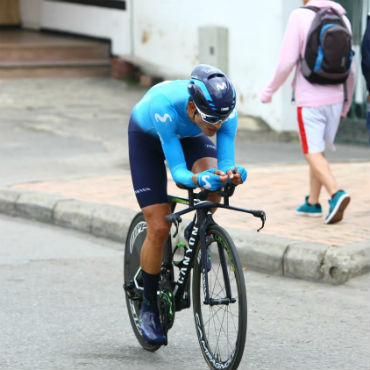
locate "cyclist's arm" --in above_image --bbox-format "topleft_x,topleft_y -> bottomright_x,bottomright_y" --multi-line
217,111 -> 247,185
149,99 -> 196,188
162,137 -> 197,188
217,110 -> 237,173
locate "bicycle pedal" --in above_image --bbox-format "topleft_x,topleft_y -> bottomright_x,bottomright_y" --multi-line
124,282 -> 142,301
123,282 -> 134,291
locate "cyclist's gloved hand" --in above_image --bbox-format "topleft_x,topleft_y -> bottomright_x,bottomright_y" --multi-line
197,169 -> 224,191
225,166 -> 247,184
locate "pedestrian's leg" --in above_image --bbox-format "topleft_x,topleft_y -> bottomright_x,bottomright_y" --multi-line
308,165 -> 322,205
304,152 -> 339,197
305,152 -> 350,224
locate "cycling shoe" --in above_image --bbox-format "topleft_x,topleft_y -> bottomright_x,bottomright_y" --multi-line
140,300 -> 166,345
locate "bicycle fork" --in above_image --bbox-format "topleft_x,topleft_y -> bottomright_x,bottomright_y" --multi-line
200,214 -> 236,306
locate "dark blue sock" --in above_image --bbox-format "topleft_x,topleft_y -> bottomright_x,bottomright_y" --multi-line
142,270 -> 159,307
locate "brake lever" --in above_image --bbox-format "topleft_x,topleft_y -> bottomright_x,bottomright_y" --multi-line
165,214 -> 182,237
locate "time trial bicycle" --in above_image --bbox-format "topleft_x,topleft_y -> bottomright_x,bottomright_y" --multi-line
124,183 -> 265,370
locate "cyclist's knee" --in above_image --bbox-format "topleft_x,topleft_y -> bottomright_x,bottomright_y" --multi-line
142,203 -> 171,243
146,215 -> 171,240
147,222 -> 171,245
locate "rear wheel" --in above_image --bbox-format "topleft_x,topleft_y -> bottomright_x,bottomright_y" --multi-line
123,212 -> 161,352
192,225 -> 247,370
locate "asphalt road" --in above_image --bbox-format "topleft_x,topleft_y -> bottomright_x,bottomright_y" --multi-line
1,77 -> 369,370
1,215 -> 369,370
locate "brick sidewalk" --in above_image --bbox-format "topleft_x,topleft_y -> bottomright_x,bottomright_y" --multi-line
12,162 -> 369,248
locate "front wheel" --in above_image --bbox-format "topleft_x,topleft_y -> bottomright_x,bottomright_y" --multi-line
192,225 -> 247,370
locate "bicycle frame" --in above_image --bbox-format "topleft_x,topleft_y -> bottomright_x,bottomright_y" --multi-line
165,186 -> 266,311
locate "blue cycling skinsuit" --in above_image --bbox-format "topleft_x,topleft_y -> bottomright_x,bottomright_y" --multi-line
128,80 -> 238,208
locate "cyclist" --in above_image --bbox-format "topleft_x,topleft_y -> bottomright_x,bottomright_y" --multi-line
128,64 -> 247,344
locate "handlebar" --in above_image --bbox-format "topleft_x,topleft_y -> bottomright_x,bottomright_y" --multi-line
171,182 -> 266,232
177,167 -> 240,203
175,182 -> 236,205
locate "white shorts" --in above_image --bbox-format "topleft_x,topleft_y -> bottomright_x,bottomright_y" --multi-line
297,103 -> 342,154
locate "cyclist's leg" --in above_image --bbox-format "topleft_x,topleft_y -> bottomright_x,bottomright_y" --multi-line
140,203 -> 171,275
129,119 -> 170,344
181,135 -> 220,203
191,157 -> 220,203
181,136 -> 220,241
129,120 -> 171,266
138,203 -> 170,345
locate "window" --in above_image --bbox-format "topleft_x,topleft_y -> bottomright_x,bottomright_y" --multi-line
47,0 -> 126,10
336,0 -> 364,44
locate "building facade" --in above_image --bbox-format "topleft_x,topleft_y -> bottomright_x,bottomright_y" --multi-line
18,0 -> 370,132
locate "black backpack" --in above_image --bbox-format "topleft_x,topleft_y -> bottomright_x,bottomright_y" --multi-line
301,6 -> 354,85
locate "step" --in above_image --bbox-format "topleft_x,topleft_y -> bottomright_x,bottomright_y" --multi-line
0,44 -> 111,63
0,63 -> 111,78
0,30 -> 112,78
0,59 -> 111,68
0,30 -> 110,62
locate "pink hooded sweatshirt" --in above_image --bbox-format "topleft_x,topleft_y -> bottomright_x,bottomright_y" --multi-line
260,0 -> 355,116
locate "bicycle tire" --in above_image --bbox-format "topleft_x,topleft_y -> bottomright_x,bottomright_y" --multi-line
123,212 -> 161,352
192,224 -> 247,370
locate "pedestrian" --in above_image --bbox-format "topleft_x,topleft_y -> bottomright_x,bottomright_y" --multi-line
260,0 -> 355,224
361,13 -> 370,142
128,64 -> 247,344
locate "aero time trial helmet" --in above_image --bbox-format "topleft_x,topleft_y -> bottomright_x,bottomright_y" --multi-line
188,64 -> 236,124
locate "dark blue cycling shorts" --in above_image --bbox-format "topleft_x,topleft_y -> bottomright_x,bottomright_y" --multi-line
128,117 -> 217,208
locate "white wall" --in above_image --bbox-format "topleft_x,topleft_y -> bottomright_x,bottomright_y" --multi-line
129,0 -> 301,131
41,0 -> 131,55
20,0 -> 41,29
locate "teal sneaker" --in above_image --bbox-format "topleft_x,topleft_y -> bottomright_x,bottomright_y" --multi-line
325,190 -> 350,224
296,196 -> 322,217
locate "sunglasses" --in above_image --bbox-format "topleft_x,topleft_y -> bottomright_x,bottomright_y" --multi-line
194,105 -> 225,125
199,112 -> 224,124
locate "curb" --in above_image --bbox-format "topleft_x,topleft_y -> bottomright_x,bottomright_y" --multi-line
1,188 -> 369,285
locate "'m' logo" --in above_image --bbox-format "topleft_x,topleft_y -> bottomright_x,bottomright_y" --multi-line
155,113 -> 172,122
216,82 -> 227,90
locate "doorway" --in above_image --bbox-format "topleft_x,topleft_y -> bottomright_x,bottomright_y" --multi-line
0,0 -> 21,26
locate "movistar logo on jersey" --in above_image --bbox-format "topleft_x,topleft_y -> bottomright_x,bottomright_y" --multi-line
155,113 -> 173,123
216,82 -> 227,90
200,174 -> 212,190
